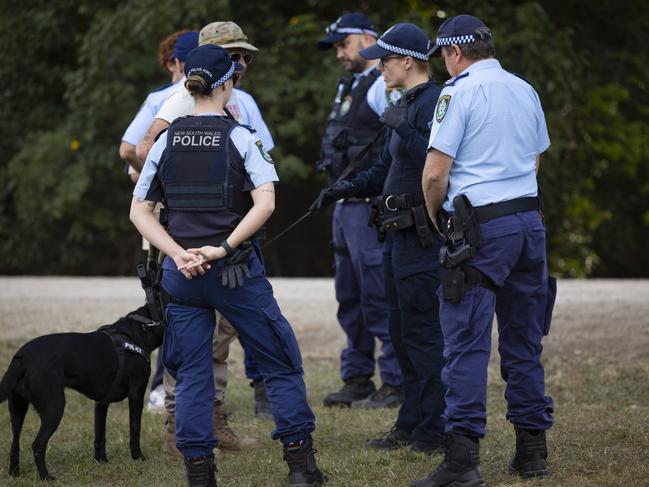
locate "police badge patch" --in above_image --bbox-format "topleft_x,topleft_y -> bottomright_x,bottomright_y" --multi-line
256,140 -> 274,164
435,95 -> 451,123
339,95 -> 353,116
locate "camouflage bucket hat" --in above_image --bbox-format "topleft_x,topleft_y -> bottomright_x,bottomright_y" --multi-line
199,21 -> 258,51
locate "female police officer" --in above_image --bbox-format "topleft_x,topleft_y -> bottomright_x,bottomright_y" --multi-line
130,44 -> 325,487
314,23 -> 446,456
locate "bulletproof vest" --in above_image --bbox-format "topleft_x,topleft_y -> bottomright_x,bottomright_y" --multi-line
158,116 -> 252,248
383,81 -> 436,196
319,68 -> 384,182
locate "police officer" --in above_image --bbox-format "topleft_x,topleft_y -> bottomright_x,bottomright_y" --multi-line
316,12 -> 403,409
135,22 -> 273,457
314,23 -> 446,455
412,15 -> 555,487
130,45 -> 326,487
120,30 -> 198,183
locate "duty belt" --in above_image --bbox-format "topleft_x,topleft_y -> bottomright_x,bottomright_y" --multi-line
472,197 -> 540,223
382,191 -> 426,211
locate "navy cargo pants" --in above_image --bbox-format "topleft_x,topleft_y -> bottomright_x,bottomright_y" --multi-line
383,230 -> 446,445
332,200 -> 402,386
439,210 -> 555,438
161,248 -> 315,458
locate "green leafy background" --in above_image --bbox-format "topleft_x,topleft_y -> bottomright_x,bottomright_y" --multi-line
1,0 -> 648,277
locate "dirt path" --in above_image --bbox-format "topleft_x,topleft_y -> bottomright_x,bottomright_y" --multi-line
1,277 -> 648,362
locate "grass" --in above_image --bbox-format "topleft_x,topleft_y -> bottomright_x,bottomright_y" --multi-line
0,339 -> 648,486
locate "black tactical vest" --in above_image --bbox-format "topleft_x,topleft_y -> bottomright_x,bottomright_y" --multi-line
383,82 -> 436,196
157,116 -> 252,248
318,68 -> 384,182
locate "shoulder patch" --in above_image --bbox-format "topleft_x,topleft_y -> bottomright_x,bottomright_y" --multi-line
255,140 -> 274,164
435,95 -> 451,123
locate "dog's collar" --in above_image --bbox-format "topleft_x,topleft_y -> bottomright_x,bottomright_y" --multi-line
130,313 -> 164,329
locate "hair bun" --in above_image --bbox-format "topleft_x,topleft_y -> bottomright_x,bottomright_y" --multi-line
185,75 -> 211,97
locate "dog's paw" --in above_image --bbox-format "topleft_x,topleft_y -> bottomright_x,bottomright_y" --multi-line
41,473 -> 56,481
131,452 -> 147,461
8,466 -> 19,477
94,454 -> 109,463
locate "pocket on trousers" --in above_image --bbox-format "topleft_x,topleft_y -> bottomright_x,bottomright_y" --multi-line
263,301 -> 303,370
543,276 -> 557,336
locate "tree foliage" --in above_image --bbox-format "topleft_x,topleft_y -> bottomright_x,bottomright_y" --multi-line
1,0 -> 647,276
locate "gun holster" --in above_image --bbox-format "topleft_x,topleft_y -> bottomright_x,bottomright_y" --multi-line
368,202 -> 386,243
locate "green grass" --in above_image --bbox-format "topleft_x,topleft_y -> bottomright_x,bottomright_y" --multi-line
0,340 -> 648,486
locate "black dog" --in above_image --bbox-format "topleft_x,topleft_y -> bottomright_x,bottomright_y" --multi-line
0,304 -> 165,480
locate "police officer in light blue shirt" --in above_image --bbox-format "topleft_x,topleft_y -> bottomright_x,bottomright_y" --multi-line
120,31 -> 199,182
414,14 -> 555,487
131,45 -> 326,487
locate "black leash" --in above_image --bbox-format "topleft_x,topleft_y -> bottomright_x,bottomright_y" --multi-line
262,128 -> 384,250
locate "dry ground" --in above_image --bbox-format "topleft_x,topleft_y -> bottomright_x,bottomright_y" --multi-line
0,277 -> 648,486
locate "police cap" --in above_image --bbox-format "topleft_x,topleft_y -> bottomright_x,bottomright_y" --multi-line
184,45 -> 244,89
317,13 -> 377,50
172,31 -> 199,62
359,23 -> 432,61
428,14 -> 492,57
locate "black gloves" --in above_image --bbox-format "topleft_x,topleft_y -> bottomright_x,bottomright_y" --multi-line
309,179 -> 357,213
221,246 -> 254,288
380,105 -> 410,135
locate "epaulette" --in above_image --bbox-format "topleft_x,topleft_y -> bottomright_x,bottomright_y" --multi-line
150,82 -> 173,94
511,72 -> 533,86
238,123 -> 257,134
444,72 -> 469,87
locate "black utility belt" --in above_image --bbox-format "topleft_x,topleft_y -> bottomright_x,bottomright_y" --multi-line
341,196 -> 372,204
472,197 -> 539,224
380,210 -> 415,233
382,191 -> 426,211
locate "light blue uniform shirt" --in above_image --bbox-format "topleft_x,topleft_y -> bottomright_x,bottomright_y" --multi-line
428,59 -> 550,211
121,81 -> 180,145
133,114 -> 279,201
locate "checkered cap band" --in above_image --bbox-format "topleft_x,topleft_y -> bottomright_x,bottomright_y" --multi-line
435,35 -> 476,46
326,20 -> 376,37
377,39 -> 429,61
210,63 -> 235,89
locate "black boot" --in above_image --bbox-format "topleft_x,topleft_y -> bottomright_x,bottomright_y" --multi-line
251,380 -> 273,419
410,433 -> 485,487
366,426 -> 411,451
508,427 -> 548,478
323,376 -> 375,407
283,436 -> 327,487
184,454 -> 217,487
351,383 -> 403,409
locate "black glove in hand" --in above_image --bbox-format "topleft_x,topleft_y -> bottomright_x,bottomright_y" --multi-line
309,179 -> 356,213
221,246 -> 254,288
380,105 -> 409,133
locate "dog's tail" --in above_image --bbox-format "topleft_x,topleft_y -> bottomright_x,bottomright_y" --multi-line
0,357 -> 26,404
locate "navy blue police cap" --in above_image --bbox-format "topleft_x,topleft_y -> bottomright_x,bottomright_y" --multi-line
317,13 -> 377,50
184,45 -> 244,89
428,14 -> 492,57
172,31 -> 199,62
359,23 -> 432,61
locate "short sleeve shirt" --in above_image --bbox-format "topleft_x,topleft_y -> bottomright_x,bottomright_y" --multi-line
154,82 -> 275,151
121,81 -> 180,145
133,115 -> 279,202
428,59 -> 550,211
